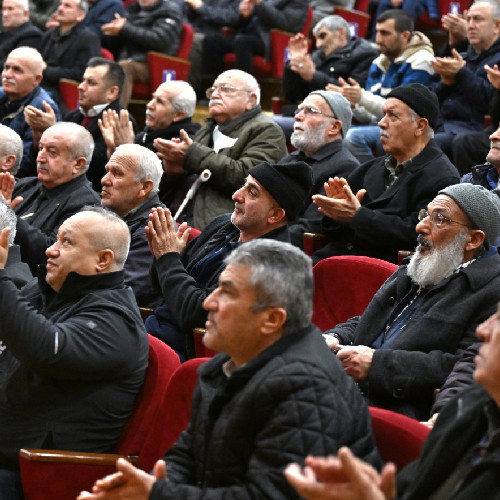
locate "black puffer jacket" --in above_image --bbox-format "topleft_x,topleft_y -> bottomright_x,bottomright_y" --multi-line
151,324 -> 381,499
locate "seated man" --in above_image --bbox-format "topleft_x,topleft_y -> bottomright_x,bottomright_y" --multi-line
38,0 -> 101,108
283,90 -> 359,246
0,122 -> 100,272
154,69 -> 287,229
286,304 -> 500,500
101,0 -> 182,106
0,124 -> 23,174
101,144 -> 164,308
98,80 -> 201,212
312,83 -> 459,264
0,47 -> 61,177
323,183 -> 500,420
0,207 -> 148,499
24,56 -> 130,191
145,160 -> 313,360
274,14 -> 378,140
0,0 -> 42,68
78,239 -> 381,500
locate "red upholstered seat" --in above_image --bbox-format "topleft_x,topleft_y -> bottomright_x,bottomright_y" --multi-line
312,255 -> 398,332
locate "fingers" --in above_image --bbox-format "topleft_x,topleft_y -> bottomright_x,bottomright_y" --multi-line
153,459 -> 167,480
0,227 -> 10,251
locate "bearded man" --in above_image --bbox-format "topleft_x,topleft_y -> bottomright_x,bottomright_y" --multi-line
323,183 -> 500,420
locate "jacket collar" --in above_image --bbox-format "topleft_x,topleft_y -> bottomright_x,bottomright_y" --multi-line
206,105 -> 262,135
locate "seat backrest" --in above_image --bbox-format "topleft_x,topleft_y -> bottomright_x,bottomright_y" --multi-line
312,255 -> 398,332
58,79 -> 79,111
136,358 -> 209,468
369,406 -> 430,470
117,335 -> 180,461
177,22 -> 195,59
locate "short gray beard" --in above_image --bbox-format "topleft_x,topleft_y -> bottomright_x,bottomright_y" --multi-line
291,120 -> 330,155
407,230 -> 469,287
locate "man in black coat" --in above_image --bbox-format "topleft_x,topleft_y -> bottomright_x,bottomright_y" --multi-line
79,239 -> 381,500
0,0 -> 41,68
0,122 -> 100,273
0,207 -> 148,499
39,0 -> 101,109
145,160 -> 314,360
312,83 -> 460,265
25,57 -> 130,191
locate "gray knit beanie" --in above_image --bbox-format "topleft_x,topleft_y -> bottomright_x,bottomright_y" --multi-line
438,184 -> 500,249
310,91 -> 352,138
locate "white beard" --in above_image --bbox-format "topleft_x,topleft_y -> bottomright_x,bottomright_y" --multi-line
291,120 -> 330,154
407,230 -> 468,287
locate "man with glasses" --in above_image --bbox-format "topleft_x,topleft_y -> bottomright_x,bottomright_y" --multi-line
153,69 -> 287,229
279,90 -> 359,247
322,182 -> 500,420
311,83 -> 460,265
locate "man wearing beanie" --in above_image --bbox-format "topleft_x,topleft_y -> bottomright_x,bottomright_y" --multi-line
144,160 -> 313,360
322,182 -> 500,420
280,90 -> 359,247
312,81 -> 459,265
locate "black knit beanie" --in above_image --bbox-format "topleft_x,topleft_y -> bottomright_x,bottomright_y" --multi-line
387,83 -> 439,130
248,161 -> 313,221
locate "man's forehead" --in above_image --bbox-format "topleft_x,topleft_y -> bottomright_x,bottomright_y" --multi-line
303,94 -> 329,111
428,194 -> 460,214
108,153 -> 138,173
84,65 -> 107,80
376,19 -> 396,32
40,130 -> 66,147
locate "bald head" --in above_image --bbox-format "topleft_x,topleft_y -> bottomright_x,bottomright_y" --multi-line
2,47 -> 44,100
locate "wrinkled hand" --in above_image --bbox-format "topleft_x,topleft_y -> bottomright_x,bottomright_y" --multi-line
285,448 -> 397,500
323,334 -> 340,351
113,109 -> 135,146
154,129 -> 192,174
337,345 -> 374,381
77,458 -> 162,499
288,33 -> 309,59
102,13 -> 126,36
431,49 -> 465,85
312,177 -> 366,222
441,12 -> 467,46
184,0 -> 202,8
0,172 -> 22,209
0,227 -> 10,270
485,64 -> 500,90
337,77 -> 362,105
145,207 -> 191,259
290,54 -> 315,80
24,101 -> 57,143
98,109 -> 119,155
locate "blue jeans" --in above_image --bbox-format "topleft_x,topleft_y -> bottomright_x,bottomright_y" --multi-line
0,469 -> 23,500
345,124 -> 382,164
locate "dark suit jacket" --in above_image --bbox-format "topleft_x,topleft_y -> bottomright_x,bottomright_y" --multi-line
0,21 -> 42,68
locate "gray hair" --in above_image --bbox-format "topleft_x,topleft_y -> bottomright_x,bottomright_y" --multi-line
44,122 -> 95,172
8,0 -> 29,11
225,239 -> 313,334
113,144 -> 163,193
167,80 -> 196,117
0,125 -> 23,175
0,198 -> 16,245
473,0 -> 500,21
218,69 -> 261,105
77,0 -> 88,14
408,107 -> 434,138
7,46 -> 45,75
80,206 -> 130,268
313,15 -> 351,36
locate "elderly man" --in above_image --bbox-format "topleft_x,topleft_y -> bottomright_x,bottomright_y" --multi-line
312,83 -> 460,265
281,90 -> 359,247
0,124 -> 23,175
0,207 -> 148,499
24,57 -> 129,191
154,69 -> 287,229
322,183 -> 500,420
101,0 -> 181,106
98,80 -> 200,211
39,0 -> 101,105
78,239 -> 380,500
0,0 -> 41,68
101,143 -> 164,308
146,160 -> 313,360
331,9 -> 434,164
0,122 -> 100,273
0,47 -> 61,177
286,303 -> 500,499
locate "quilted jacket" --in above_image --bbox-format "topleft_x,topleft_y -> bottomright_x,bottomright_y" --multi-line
151,324 -> 381,499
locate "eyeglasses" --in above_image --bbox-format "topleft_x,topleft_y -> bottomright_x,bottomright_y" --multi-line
418,209 -> 473,228
294,105 -> 336,119
206,85 -> 253,99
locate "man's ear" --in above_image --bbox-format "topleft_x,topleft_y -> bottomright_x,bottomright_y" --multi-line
465,229 -> 486,253
72,156 -> 87,175
95,249 -> 115,273
106,85 -> 120,102
267,206 -> 286,225
139,179 -> 154,199
172,111 -> 187,123
1,155 -> 17,172
261,307 -> 287,335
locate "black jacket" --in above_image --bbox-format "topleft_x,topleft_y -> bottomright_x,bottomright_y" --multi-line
314,139 -> 460,264
118,0 -> 182,62
0,21 -> 42,68
0,267 -> 148,468
283,37 -> 379,103
13,175 -> 101,273
152,324 -> 381,499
